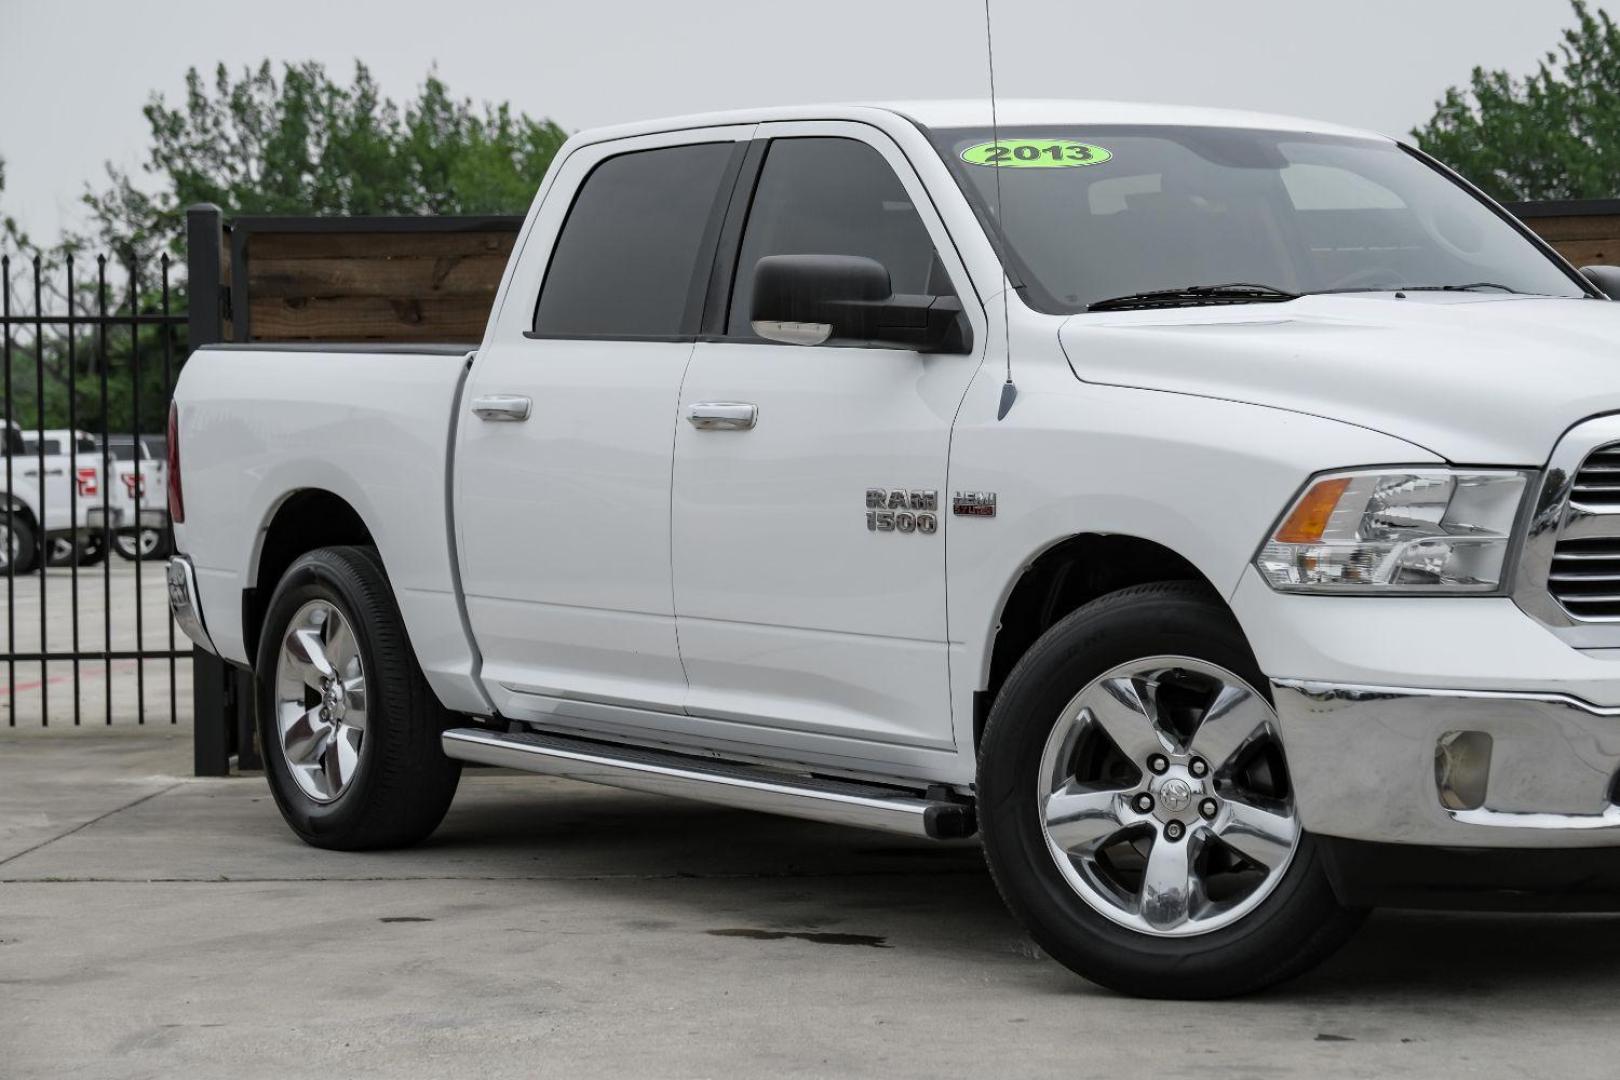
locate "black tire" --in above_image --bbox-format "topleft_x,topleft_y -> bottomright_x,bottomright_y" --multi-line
977,581 -> 1364,998
255,545 -> 461,850
78,531 -> 107,567
45,534 -> 78,568
113,526 -> 170,562
3,513 -> 39,575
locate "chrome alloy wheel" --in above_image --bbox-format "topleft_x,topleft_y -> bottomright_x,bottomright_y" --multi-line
274,599 -> 368,803
0,523 -> 17,569
1037,656 -> 1300,937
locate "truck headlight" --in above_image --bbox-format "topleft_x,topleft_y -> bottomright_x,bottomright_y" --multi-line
1256,469 -> 1530,593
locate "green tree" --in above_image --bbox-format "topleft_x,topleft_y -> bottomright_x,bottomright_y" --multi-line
1414,0 -> 1620,201
86,61 -> 567,264
2,63 -> 566,432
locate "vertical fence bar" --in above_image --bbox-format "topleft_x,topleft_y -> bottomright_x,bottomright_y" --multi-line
162,255 -> 176,724
67,255 -> 81,725
187,205 -> 233,774
3,254 -> 13,724
33,256 -> 47,727
128,259 -> 145,724
97,256 -> 112,724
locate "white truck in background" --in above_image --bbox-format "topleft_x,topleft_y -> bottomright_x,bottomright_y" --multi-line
2,421 -> 106,571
167,100 -> 1620,997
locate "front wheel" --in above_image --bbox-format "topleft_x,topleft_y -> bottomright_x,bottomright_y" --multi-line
977,582 -> 1364,998
1,515 -> 39,574
256,545 -> 461,850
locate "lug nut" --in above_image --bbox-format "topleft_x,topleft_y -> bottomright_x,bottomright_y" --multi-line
1147,754 -> 1169,775
1165,821 -> 1185,841
1133,793 -> 1154,814
1189,758 -> 1209,778
1199,798 -> 1218,820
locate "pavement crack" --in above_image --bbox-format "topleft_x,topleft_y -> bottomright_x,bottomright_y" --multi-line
0,782 -> 182,868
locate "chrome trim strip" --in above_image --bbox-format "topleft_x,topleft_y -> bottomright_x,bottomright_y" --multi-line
1512,414 -> 1620,644
166,555 -> 218,656
441,726 -> 974,839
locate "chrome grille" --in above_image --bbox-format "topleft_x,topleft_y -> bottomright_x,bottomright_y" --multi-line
1550,443 -> 1620,620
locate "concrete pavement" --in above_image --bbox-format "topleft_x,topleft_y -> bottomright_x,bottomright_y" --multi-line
4,727 -> 1620,1079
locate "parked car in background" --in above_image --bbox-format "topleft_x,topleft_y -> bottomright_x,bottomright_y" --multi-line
3,421 -> 107,571
96,434 -> 171,562
169,100 -> 1620,997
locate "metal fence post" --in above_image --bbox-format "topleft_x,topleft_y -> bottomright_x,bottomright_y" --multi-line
185,204 -> 241,778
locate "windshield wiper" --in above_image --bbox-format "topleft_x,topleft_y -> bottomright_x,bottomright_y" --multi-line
1400,282 -> 1520,294
1087,283 -> 1301,313
1316,282 -> 1521,296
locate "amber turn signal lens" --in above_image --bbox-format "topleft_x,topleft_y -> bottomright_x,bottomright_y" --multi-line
1273,477 -> 1351,544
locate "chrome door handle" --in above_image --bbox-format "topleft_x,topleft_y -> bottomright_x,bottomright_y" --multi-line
687,402 -> 758,431
471,395 -> 532,422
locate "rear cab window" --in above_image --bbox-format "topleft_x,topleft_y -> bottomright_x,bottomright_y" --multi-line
532,142 -> 738,340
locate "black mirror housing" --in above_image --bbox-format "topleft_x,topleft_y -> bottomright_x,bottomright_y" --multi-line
1581,265 -> 1620,299
749,254 -> 970,353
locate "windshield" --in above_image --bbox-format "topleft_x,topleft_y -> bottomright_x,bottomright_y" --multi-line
929,125 -> 1587,313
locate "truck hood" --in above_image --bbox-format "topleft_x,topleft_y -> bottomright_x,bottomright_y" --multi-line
1057,293 -> 1620,464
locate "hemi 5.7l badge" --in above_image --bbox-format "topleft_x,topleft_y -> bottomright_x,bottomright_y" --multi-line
866,488 -> 938,535
952,491 -> 997,518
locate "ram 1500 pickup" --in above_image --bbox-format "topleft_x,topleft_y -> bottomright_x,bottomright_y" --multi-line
168,100 -> 1620,998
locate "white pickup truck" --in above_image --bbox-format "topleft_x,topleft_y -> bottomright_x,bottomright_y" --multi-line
3,421 -> 105,571
168,100 -> 1620,998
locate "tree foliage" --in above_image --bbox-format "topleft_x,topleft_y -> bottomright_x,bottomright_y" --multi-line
86,60 -> 566,263
1,62 -> 565,432
1414,0 -> 1620,201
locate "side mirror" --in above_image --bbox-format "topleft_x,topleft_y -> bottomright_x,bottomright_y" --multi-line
749,254 -> 969,352
1580,265 -> 1620,299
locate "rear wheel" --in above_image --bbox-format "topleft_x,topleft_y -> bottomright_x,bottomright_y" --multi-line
977,582 -> 1363,998
256,545 -> 461,850
45,535 -> 78,568
114,526 -> 170,561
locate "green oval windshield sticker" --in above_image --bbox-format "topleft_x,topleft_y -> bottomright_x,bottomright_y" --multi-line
960,139 -> 1113,169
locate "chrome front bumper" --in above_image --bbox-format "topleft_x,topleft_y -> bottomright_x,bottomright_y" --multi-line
166,555 -> 218,655
1274,680 -> 1620,848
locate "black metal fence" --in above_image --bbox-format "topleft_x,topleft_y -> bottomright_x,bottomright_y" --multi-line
1,249 -> 190,728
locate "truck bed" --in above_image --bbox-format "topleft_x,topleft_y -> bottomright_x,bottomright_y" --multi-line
173,343 -> 490,714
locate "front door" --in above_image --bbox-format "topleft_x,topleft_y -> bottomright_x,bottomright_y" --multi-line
457,127 -> 752,719
670,123 -> 986,759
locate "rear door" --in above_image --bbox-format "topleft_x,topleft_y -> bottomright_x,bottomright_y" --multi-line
669,122 -> 986,759
456,127 -> 753,720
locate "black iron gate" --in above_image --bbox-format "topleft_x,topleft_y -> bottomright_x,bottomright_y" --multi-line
2,243 -> 193,730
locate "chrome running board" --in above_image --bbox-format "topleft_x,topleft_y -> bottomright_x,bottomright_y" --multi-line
441,726 -> 975,840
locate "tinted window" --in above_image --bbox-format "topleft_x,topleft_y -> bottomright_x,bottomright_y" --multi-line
728,138 -> 946,337
534,142 -> 735,338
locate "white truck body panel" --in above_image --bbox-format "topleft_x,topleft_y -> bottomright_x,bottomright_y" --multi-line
172,346 -> 492,714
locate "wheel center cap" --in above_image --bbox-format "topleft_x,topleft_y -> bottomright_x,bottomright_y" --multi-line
1158,777 -> 1193,813
322,680 -> 346,720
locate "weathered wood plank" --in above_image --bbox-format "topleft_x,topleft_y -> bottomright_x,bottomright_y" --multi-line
1521,215 -> 1620,243
247,254 -> 510,299
1544,238 -> 1619,266
248,230 -> 518,260
248,295 -> 496,342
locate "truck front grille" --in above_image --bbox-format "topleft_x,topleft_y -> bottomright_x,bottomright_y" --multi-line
1550,443 -> 1620,620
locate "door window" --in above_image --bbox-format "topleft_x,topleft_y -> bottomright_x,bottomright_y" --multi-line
727,137 -> 946,337
533,142 -> 735,339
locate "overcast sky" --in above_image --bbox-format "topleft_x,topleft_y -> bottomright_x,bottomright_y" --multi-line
0,0 -> 1605,241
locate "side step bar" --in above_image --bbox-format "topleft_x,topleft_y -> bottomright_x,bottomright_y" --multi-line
441,726 -> 976,840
